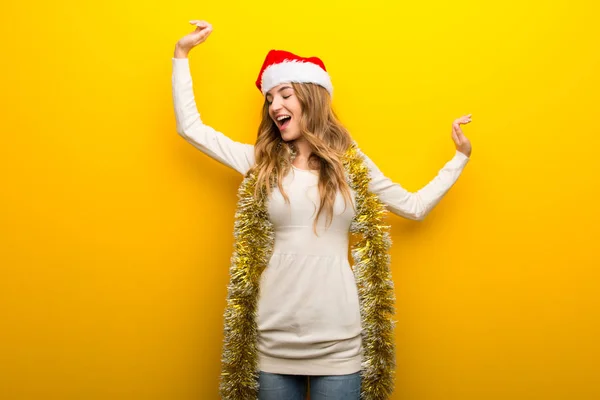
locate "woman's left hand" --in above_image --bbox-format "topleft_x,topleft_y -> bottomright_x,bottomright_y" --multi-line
452,114 -> 472,157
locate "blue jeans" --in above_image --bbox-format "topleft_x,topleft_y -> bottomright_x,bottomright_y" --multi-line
258,371 -> 361,400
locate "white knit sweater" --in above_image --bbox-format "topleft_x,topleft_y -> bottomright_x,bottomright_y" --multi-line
171,57 -> 470,375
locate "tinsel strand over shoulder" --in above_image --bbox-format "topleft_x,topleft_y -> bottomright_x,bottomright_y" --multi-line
218,142 -> 396,399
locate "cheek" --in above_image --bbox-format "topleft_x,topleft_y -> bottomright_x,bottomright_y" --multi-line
294,102 -> 303,115
292,109 -> 303,125
286,98 -> 301,113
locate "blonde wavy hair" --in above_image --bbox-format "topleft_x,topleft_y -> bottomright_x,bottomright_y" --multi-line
250,82 -> 354,233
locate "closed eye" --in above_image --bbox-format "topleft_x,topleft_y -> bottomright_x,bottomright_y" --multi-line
266,96 -> 291,105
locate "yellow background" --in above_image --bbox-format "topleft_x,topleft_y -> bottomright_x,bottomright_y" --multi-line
1,0 -> 599,399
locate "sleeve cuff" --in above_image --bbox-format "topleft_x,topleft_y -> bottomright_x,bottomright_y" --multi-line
455,149 -> 470,161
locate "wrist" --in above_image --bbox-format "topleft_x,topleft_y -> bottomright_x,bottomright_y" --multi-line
456,149 -> 471,159
174,44 -> 189,59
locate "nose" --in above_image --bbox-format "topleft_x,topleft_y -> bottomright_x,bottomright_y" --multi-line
269,96 -> 284,113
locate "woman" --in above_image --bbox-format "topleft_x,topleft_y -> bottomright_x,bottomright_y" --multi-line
172,20 -> 472,400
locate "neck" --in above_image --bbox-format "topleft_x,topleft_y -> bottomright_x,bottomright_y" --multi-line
293,137 -> 312,159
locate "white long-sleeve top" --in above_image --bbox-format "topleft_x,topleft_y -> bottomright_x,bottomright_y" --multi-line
172,57 -> 470,375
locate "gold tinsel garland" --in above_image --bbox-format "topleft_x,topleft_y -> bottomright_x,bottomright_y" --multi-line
219,142 -> 396,399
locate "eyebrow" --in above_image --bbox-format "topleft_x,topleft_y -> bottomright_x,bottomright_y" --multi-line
266,85 -> 293,99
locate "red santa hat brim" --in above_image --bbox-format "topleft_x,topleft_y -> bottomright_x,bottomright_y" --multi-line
257,50 -> 333,97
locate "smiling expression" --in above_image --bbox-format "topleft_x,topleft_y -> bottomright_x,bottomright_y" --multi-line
266,83 -> 303,142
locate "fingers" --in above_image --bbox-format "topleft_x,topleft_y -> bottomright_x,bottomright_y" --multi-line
189,20 -> 212,32
452,122 -> 463,136
190,19 -> 212,35
452,127 -> 461,145
452,114 -> 471,147
453,113 -> 472,126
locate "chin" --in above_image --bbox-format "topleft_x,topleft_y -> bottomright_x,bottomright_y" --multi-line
281,131 -> 301,142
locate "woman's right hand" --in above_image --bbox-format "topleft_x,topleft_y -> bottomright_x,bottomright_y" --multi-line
451,114 -> 473,157
174,20 -> 213,57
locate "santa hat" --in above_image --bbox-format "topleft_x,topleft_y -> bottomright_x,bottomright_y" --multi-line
255,50 -> 333,97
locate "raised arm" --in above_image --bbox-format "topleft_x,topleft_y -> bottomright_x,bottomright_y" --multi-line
172,20 -> 254,175
361,150 -> 470,221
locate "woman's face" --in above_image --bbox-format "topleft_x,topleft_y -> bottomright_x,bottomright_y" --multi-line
266,83 -> 302,142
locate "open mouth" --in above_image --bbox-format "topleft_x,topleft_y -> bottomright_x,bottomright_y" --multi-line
276,115 -> 292,130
